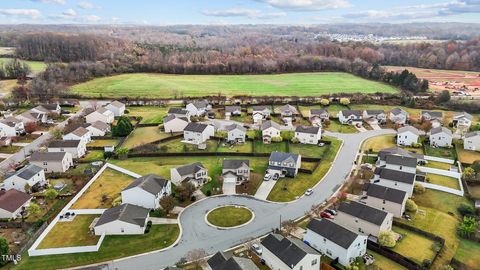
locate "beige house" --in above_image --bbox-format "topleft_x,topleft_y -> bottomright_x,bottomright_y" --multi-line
0,189 -> 32,219
85,121 -> 111,136
336,201 -> 393,237
104,100 -> 126,117
48,140 -> 86,159
261,120 -> 281,144
86,107 -> 114,124
464,131 -> 480,151
63,126 -> 92,145
29,152 -> 73,173
360,183 -> 408,218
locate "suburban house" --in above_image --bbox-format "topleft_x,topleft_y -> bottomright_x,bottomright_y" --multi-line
261,120 -> 282,144
304,218 -> 367,267
86,107 -> 114,124
360,183 -> 408,218
85,121 -> 111,136
186,100 -> 210,117
225,106 -> 242,118
222,159 -> 250,185
336,201 -> 393,237
464,131 -> 480,151
268,152 -> 301,178
372,167 -> 416,196
377,147 -> 424,166
0,117 -> 25,137
207,251 -> 259,270
310,109 -> 329,126
295,126 -> 322,145
104,100 -> 126,117
183,122 -> 215,145
3,164 -> 47,192
452,112 -> 473,129
16,111 -> 47,124
93,203 -> 150,235
429,127 -> 453,147
338,110 -> 363,125
0,189 -> 32,219
397,126 -> 419,146
164,115 -> 189,133
363,110 -> 386,124
383,154 -> 418,173
121,174 -> 172,209
47,140 -> 86,159
421,111 -> 443,127
252,106 -> 271,124
170,162 -> 208,187
167,108 -> 191,120
0,136 -> 12,147
261,233 -> 321,270
277,104 -> 299,118
33,103 -> 61,115
389,108 -> 409,125
225,124 -> 247,143
63,126 -> 92,144
29,151 -> 73,173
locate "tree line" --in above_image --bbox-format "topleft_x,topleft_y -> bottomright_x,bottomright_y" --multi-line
0,58 -> 30,79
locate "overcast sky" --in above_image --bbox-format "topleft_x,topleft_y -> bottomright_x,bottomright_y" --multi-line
1,0 -> 479,25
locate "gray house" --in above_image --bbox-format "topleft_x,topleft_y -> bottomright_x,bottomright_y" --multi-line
225,106 -> 242,117
336,201 -> 393,237
226,124 -> 247,143
429,127 -> 452,147
372,167 -> 416,196
389,108 -> 409,125
267,152 -> 301,177
207,251 -> 259,270
360,183 -> 408,218
222,159 -> 250,185
170,162 -> 208,187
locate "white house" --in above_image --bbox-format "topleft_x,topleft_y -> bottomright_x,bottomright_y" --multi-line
464,131 -> 480,151
3,164 -> 47,192
338,110 -> 363,125
252,106 -> 271,124
372,167 -> 415,196
225,106 -> 242,118
85,121 -> 111,136
389,108 -> 409,125
261,120 -> 281,144
207,251 -> 259,270
48,140 -> 86,159
0,117 -> 25,137
0,136 -> 12,147
310,109 -> 329,126
163,115 -> 189,133
429,127 -> 452,147
261,233 -> 321,270
93,204 -> 150,235
167,108 -> 191,120
121,174 -> 171,209
360,183 -> 408,218
421,111 -> 443,128
452,112 -> 473,129
295,126 -> 322,145
268,152 -> 301,178
384,154 -> 418,174
63,126 -> 92,144
277,104 -> 299,118
29,152 -> 73,173
185,100 -> 210,117
225,124 -> 246,143
32,103 -> 61,115
16,111 -> 47,124
86,107 -> 114,124
104,100 -> 126,117
183,122 -> 215,145
376,147 -> 424,167
0,189 -> 32,219
304,218 -> 367,267
222,159 -> 250,185
397,126 -> 419,146
170,162 -> 208,187
363,110 -> 386,124
336,201 -> 393,237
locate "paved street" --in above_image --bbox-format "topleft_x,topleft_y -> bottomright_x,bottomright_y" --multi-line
93,128 -> 396,270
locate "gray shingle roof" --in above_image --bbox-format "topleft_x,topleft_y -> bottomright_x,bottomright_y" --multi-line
306,219 -> 360,249
374,167 -> 416,184
39,103 -> 59,111
385,154 -> 417,167
123,174 -> 168,195
398,126 -> 419,135
0,117 -> 22,127
465,131 -> 480,138
310,109 -> 328,116
278,104 -> 298,114
175,162 -> 206,176
207,252 -> 259,270
391,108 -> 407,116
226,124 -> 246,133
261,234 -> 318,268
225,106 -> 241,113
96,107 -> 112,115
252,105 -> 269,111
338,201 -> 389,226
454,112 -> 473,120
8,164 -> 43,180
430,127 -> 452,136
365,110 -> 385,116
168,108 -> 189,115
163,114 -> 188,124
269,151 -> 300,164
88,121 -> 110,132
95,203 -> 149,227
190,100 -> 209,109
341,110 -> 362,117
295,125 -> 320,134
48,140 -> 81,148
421,111 -> 443,119
30,151 -> 68,162
364,183 -> 407,204
223,159 -> 249,170
378,147 -> 422,160
107,100 -> 124,108
261,120 -> 281,131
70,127 -> 90,137
184,122 -> 209,133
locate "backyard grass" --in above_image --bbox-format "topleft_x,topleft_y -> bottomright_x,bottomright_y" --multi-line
324,119 -> 358,133
71,168 -> 135,209
123,126 -> 176,149
368,250 -> 407,270
37,215 -> 100,249
363,135 -> 396,152
80,150 -> 104,162
424,144 -> 457,160
454,239 -> 480,270
217,141 -> 253,153
0,79 -> 18,96
207,206 -> 253,227
16,224 -> 180,270
424,160 -> 451,170
0,57 -> 47,73
70,72 -> 398,98
455,141 -> 480,164
127,106 -> 169,124
253,140 -> 288,153
413,189 -> 472,215
426,174 -> 460,190
391,226 -> 437,265
466,183 -> 480,199
87,139 -> 119,147
0,145 -> 22,154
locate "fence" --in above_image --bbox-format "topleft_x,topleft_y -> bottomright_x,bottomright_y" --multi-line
29,233 -> 105,256
367,241 -> 424,270
17,222 -> 48,256
417,166 -> 461,178
417,166 -> 464,196
424,155 -> 455,164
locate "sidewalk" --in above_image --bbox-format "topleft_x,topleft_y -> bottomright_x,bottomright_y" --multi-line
150,218 -> 178,225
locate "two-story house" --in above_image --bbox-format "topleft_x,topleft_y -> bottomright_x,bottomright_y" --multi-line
86,107 -> 114,124
372,167 -> 416,196
207,251 -> 259,270
222,159 -> 250,185
268,152 -> 301,178
185,100 -> 210,117
277,104 -> 299,118
384,154 -> 418,173
3,164 -> 47,192
429,127 -> 452,147
170,162 -> 208,187
85,121 -> 111,136
336,201 -> 393,237
397,126 -> 419,146
226,124 -> 246,143
104,100 -> 126,117
338,110 -> 363,125
183,122 -> 215,145
363,110 -> 386,124
464,131 -> 480,151
47,140 -> 86,159
168,108 -> 191,120
0,117 -> 24,137
310,109 -> 329,126
63,126 -> 92,145
224,106 -> 242,118
32,103 -> 61,115
252,106 -> 271,124
164,115 -> 189,133
452,112 -> 473,129
295,126 -> 322,145
16,111 -> 47,125
389,108 -> 409,125
0,190 -> 32,220
29,152 -> 73,173
261,120 -> 282,144
360,183 -> 408,218
121,174 -> 171,209
421,111 -> 443,128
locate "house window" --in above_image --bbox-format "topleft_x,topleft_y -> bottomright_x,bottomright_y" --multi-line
312,259 -> 318,265
43,162 -> 47,165
300,266 -> 303,270
383,199 -> 386,204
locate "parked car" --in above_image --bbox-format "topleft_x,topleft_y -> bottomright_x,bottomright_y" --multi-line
272,173 -> 280,181
363,253 -> 375,265
304,188 -> 313,196
318,142 -> 325,147
252,243 -> 262,255
320,211 -> 334,219
263,173 -> 271,181
325,209 -> 337,216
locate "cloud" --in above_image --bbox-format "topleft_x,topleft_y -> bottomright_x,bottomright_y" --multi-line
0,9 -> 41,19
77,1 -> 95,10
254,0 -> 351,11
62,8 -> 76,17
202,8 -> 286,19
30,0 -> 65,4
82,15 -> 100,22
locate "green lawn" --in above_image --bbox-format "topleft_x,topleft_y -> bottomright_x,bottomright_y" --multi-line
455,141 -> 480,164
391,226 -> 437,265
207,206 -> 253,227
324,119 -> 358,133
127,106 -> 169,124
454,239 -> 480,270
217,141 -> 253,153
0,57 -> 47,73
363,134 -> 423,154
70,72 -> 398,98
87,139 -> 118,147
424,144 -> 456,160
16,224 -> 180,270
80,150 -> 104,162
424,160 -> 451,170
37,215 -> 100,249
253,141 -> 288,153
368,250 -> 407,270
426,174 -> 460,190
123,127 -> 177,149
0,145 -> 22,154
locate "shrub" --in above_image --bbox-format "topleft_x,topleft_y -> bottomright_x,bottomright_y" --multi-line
44,188 -> 58,201
206,190 -> 212,196
190,196 -> 196,202
290,137 -> 299,144
112,116 -> 133,137
0,237 -> 9,266
320,98 -> 330,106
458,203 -> 475,217
280,131 -> 293,141
271,136 -> 283,142
414,183 -> 426,194
378,230 -> 397,247
458,216 -> 477,239
104,151 -> 114,159
406,199 -> 418,212
340,98 -> 350,105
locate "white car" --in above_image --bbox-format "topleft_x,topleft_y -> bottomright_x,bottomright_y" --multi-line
305,188 -> 313,196
263,173 -> 271,181
252,243 -> 262,255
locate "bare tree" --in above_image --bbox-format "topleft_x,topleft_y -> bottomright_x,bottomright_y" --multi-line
186,248 -> 207,270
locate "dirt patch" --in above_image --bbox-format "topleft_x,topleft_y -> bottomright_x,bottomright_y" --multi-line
0,228 -> 28,254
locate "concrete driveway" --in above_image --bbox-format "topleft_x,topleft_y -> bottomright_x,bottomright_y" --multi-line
254,180 -> 276,200
222,181 -> 236,195
369,123 -> 382,130
355,125 -> 368,132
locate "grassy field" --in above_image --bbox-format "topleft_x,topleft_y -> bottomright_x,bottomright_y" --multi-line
455,141 -> 480,164
207,206 -> 253,227
392,226 -> 437,265
16,224 -> 179,270
368,250 -> 407,270
87,139 -> 119,147
324,119 -> 358,133
71,72 -> 398,98
80,150 -> 104,162
123,127 -> 178,149
454,239 -> 480,269
424,160 -> 451,170
71,168 -> 135,209
424,144 -> 457,159
426,174 -> 460,189
362,134 -> 423,154
37,215 -> 100,249
0,145 -> 22,154
0,57 -> 47,73
127,106 -> 170,124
